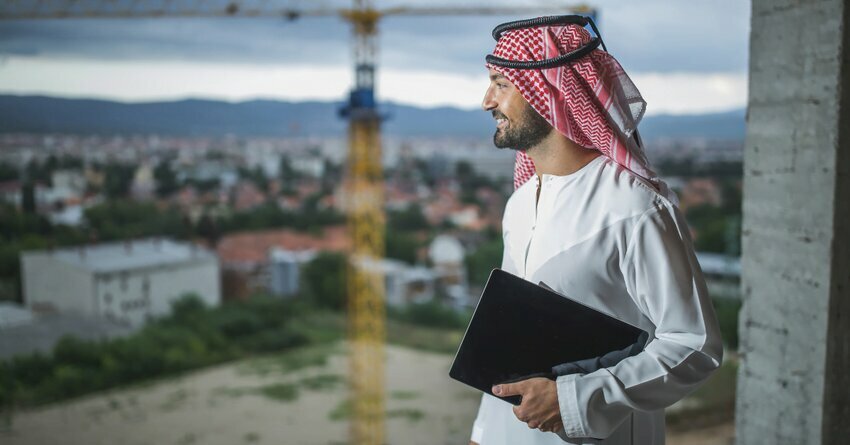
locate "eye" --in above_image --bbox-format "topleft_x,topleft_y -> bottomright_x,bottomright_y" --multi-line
496,83 -> 508,90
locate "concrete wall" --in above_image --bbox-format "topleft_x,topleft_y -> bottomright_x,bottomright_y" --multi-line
736,1 -> 849,444
146,259 -> 221,318
21,252 -> 94,314
95,258 -> 220,327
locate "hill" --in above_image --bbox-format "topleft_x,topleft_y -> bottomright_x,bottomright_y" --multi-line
0,95 -> 745,140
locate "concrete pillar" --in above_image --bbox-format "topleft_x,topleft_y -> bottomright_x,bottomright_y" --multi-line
736,1 -> 849,444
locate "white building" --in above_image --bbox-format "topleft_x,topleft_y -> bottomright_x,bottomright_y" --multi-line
268,248 -> 317,298
356,256 -> 437,307
130,163 -> 156,200
428,235 -> 471,306
50,169 -> 86,201
21,238 -> 221,327
384,260 -> 436,307
0,302 -> 34,329
291,156 -> 326,178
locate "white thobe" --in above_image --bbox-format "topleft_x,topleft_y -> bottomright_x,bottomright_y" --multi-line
470,155 -> 723,445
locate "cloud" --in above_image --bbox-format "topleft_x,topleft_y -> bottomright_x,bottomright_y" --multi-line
0,56 -> 746,114
631,72 -> 747,115
0,57 -> 351,102
0,0 -> 751,111
0,0 -> 750,75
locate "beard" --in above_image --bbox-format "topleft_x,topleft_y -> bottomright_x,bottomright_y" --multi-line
493,103 -> 553,151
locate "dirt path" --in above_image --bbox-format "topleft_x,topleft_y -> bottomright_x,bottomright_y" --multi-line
1,343 -> 481,445
1,342 -> 734,445
669,422 -> 735,445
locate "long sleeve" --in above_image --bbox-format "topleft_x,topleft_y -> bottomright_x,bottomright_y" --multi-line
555,204 -> 723,440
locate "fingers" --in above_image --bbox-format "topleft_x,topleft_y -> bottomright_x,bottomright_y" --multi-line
492,381 -> 523,397
512,405 -> 532,424
538,420 -> 564,433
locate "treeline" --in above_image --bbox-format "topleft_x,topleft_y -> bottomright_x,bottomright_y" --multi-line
0,288 -> 473,411
0,295 -> 340,410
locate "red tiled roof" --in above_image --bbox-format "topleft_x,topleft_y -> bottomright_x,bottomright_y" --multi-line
216,225 -> 350,265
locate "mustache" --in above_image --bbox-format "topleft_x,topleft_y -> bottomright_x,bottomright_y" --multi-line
492,111 -> 507,120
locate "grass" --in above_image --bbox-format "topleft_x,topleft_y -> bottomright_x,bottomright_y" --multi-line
389,390 -> 420,400
257,383 -> 299,402
270,310 -> 466,356
385,319 -> 464,355
300,374 -> 343,391
288,310 -> 346,344
212,383 -> 300,403
328,399 -> 352,421
327,400 -> 425,423
237,343 -> 340,377
386,407 -> 425,422
159,388 -> 190,411
212,387 -> 253,398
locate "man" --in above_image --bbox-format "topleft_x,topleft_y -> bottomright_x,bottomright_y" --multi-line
469,16 -> 722,445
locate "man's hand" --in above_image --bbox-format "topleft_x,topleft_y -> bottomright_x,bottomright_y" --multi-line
492,377 -> 564,433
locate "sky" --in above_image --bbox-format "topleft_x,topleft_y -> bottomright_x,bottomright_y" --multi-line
0,0 -> 751,115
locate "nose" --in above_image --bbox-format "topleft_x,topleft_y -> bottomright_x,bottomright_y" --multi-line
482,84 -> 497,111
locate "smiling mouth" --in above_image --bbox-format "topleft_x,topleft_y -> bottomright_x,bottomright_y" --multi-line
495,118 -> 508,129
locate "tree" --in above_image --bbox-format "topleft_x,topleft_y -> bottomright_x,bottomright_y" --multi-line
238,166 -> 268,192
21,182 -> 36,214
153,160 -> 179,197
300,252 -> 347,310
388,204 -> 428,232
279,156 -> 299,190
0,162 -> 18,182
103,163 -> 135,199
83,201 -> 189,241
386,231 -> 419,264
196,214 -> 221,246
464,238 -> 504,287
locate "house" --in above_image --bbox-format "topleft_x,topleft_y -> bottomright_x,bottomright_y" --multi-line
268,248 -> 318,298
428,235 -> 471,307
215,226 -> 350,298
21,238 -> 221,327
355,256 -> 437,307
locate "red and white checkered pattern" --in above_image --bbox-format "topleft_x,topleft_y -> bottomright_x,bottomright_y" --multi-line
486,23 -> 656,190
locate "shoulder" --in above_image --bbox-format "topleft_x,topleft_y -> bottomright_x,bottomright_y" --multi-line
588,157 -> 673,219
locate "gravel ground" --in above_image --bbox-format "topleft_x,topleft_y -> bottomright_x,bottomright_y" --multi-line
1,341 -> 735,445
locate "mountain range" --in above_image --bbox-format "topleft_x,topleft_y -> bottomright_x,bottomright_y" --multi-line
0,95 -> 745,141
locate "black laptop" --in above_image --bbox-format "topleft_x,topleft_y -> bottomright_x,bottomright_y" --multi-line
449,268 -> 648,405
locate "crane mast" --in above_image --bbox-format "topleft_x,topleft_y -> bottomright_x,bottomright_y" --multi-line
341,2 -> 386,444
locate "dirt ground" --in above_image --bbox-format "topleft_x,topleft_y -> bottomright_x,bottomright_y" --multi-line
669,422 -> 734,445
0,342 -> 734,445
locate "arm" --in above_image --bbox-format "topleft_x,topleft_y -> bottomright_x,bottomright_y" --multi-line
551,331 -> 649,377
556,205 -> 723,439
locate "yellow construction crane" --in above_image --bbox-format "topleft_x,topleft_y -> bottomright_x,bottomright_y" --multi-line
1,2 -> 594,444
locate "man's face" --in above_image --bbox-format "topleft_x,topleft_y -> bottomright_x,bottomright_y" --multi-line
482,68 -> 553,151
